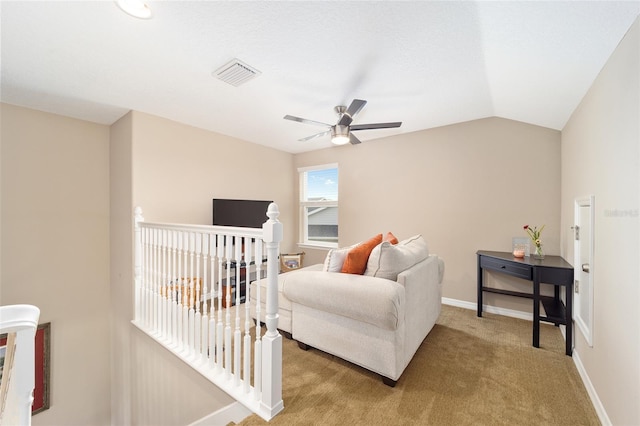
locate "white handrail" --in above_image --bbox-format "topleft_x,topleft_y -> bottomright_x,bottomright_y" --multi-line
0,304 -> 40,426
132,205 -> 283,421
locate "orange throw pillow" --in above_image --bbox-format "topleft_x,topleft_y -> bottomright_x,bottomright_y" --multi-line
341,234 -> 383,275
385,232 -> 399,245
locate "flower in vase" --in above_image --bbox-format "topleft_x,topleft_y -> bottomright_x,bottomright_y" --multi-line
524,224 -> 545,250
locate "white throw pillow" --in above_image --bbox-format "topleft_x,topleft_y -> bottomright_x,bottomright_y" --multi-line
364,235 -> 429,281
322,244 -> 356,272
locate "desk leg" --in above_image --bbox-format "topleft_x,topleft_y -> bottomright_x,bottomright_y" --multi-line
566,282 -> 573,356
532,270 -> 540,348
553,285 -> 561,326
477,258 -> 483,317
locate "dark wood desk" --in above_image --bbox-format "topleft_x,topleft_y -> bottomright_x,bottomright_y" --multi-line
477,250 -> 574,356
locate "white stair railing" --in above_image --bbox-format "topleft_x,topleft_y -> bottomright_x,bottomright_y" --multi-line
0,304 -> 41,426
132,204 -> 283,421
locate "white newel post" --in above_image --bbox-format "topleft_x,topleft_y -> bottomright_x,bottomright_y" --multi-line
134,207 -> 144,323
260,203 -> 284,417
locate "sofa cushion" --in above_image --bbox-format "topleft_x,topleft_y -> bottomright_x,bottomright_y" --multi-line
385,231 -> 399,245
251,263 -> 323,312
341,233 -> 383,275
283,271 -> 404,331
365,234 -> 429,281
322,244 -> 356,272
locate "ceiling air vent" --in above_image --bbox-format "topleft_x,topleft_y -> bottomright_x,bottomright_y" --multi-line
213,59 -> 261,87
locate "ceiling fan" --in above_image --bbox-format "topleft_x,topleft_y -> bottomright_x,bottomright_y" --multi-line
284,99 -> 402,145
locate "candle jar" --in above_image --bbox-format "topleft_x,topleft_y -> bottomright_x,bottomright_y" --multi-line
513,243 -> 526,258
512,237 -> 530,258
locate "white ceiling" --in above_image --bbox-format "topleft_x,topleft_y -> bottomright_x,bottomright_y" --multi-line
1,1 -> 639,154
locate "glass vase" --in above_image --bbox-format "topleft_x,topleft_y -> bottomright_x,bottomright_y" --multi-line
533,244 -> 545,259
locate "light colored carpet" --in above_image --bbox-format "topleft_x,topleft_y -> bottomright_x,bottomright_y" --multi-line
237,305 -> 599,425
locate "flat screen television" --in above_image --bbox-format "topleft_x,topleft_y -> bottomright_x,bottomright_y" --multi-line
212,198 -> 272,228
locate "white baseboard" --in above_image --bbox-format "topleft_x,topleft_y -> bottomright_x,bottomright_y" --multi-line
572,349 -> 611,426
442,297 -> 533,321
188,402 -> 252,426
443,297 -> 607,425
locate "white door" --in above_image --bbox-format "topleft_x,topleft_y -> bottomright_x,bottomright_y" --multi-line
574,196 -> 594,346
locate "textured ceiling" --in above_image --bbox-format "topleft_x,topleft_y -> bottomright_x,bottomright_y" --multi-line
1,1 -> 639,153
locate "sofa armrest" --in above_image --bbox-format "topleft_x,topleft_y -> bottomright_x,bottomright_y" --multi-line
283,271 -> 405,331
397,255 -> 443,360
396,254 -> 443,287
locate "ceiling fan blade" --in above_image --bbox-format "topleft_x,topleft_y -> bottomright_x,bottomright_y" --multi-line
284,115 -> 331,128
299,130 -> 330,142
349,133 -> 362,145
350,122 -> 402,131
337,99 -> 367,126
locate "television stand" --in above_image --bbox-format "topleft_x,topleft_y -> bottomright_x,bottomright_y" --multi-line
219,259 -> 266,308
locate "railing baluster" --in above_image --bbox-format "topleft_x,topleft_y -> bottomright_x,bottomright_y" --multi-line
216,236 -> 224,372
149,228 -> 154,330
148,227 -> 153,329
254,239 -> 263,401
156,228 -> 162,335
194,232 -> 202,358
177,231 -> 183,349
171,230 -> 178,345
200,233 -> 208,362
234,239 -> 242,386
165,230 -> 171,342
182,232 -> 189,352
224,238 -> 232,379
208,234 -> 216,368
142,227 -> 148,328
146,228 -> 151,329
153,228 -> 160,334
134,207 -> 143,324
162,229 -> 168,340
244,237 -> 253,394
188,232 -> 195,355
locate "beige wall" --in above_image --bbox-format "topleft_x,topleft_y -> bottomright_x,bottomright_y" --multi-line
109,111 -> 296,425
0,103 -> 111,424
295,117 -> 562,313
130,111 -> 296,238
561,17 -> 639,425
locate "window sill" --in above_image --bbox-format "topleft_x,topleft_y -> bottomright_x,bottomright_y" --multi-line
297,242 -> 337,250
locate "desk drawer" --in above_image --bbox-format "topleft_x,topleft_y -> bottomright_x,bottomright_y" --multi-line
481,256 -> 532,280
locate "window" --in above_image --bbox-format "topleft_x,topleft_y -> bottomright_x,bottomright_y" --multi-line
299,164 -> 338,248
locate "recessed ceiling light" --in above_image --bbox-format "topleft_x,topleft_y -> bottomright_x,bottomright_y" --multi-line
115,0 -> 152,20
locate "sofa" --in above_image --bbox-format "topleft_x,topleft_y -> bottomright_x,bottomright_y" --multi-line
250,234 -> 444,386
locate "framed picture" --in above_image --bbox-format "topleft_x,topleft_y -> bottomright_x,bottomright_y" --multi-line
0,322 -> 50,415
280,252 -> 305,272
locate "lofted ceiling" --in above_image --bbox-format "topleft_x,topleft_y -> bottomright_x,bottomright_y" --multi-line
1,1 -> 639,154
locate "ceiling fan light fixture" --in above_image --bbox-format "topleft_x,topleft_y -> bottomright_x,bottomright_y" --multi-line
331,125 -> 350,145
115,0 -> 153,20
285,99 -> 399,146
